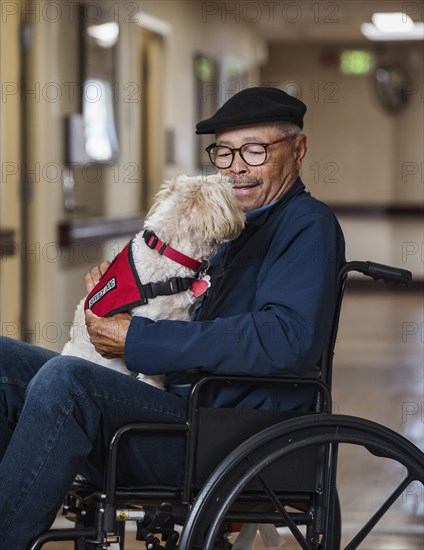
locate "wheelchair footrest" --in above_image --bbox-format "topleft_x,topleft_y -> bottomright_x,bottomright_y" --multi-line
136,502 -> 179,549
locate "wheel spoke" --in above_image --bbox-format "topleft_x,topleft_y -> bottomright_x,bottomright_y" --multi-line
255,470 -> 314,550
344,473 -> 416,550
322,442 -> 339,550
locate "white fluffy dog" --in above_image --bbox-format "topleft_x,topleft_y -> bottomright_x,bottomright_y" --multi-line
62,174 -> 245,388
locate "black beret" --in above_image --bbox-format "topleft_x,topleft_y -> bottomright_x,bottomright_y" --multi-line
196,87 -> 307,135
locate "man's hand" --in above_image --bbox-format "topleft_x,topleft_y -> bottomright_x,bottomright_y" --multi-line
84,260 -> 111,293
85,309 -> 131,359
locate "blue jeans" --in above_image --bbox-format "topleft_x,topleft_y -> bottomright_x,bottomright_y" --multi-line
0,337 -> 187,549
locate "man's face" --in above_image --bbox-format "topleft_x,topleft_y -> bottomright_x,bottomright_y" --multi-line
215,124 -> 307,212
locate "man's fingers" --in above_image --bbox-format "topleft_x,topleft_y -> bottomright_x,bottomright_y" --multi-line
99,260 -> 111,276
84,310 -> 130,358
85,308 -> 97,325
83,260 -> 111,292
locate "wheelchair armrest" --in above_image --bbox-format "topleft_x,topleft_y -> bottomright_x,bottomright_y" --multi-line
341,261 -> 412,286
187,371 -> 331,420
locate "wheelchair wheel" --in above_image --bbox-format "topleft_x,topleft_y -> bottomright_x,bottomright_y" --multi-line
179,414 -> 424,550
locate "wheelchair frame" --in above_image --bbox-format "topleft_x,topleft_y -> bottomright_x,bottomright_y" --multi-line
29,261 -> 424,550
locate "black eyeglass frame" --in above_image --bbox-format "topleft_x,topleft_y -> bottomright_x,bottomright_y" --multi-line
205,134 -> 298,168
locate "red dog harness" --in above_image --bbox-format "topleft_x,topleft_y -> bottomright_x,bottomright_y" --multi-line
85,230 -> 210,317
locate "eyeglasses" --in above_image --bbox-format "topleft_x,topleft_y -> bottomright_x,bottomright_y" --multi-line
205,134 -> 298,169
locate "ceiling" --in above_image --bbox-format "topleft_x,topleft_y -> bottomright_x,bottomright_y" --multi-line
246,0 -> 424,43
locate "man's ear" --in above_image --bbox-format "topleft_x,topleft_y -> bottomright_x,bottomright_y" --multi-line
294,134 -> 307,166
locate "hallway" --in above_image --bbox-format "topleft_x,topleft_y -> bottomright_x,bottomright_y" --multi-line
2,1 -> 423,548
46,287 -> 424,549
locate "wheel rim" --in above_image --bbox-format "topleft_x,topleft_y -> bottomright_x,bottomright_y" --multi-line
180,414 -> 424,550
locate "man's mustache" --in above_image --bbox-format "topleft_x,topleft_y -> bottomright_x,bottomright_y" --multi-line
229,177 -> 263,186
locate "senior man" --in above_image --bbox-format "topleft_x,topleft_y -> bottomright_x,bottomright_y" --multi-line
0,87 -> 345,547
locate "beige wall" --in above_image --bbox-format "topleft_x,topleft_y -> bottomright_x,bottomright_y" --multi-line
261,43 -> 424,277
138,1 -> 262,178
22,0 -> 148,349
0,4 -> 22,334
2,2 -> 422,349
1,0 -> 143,348
262,42 -> 423,204
6,0 -> 262,350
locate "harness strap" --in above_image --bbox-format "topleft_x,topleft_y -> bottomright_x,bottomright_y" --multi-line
141,276 -> 195,300
143,230 -> 207,273
85,232 -> 214,317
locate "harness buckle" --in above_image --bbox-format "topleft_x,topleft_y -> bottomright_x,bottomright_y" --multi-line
142,277 -> 194,301
168,277 -> 184,294
143,230 -> 159,249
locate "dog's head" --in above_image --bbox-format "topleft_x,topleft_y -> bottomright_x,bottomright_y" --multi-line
144,174 -> 245,251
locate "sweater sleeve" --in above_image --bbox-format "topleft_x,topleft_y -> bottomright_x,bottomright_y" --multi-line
124,210 -> 344,377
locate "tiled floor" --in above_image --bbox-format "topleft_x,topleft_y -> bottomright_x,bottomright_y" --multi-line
45,289 -> 424,549
329,288 -> 423,550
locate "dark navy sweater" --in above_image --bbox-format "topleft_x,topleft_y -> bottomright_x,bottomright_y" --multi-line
125,178 -> 345,409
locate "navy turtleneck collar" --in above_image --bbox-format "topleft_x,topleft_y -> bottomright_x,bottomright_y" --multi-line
245,177 -> 306,227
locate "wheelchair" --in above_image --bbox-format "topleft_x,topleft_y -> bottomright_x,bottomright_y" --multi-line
29,261 -> 424,550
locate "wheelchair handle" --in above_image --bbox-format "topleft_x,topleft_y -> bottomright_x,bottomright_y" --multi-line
341,261 -> 412,286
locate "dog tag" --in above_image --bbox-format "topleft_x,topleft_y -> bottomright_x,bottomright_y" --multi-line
192,275 -> 211,297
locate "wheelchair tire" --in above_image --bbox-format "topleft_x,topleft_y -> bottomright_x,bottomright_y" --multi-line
179,414 -> 424,550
